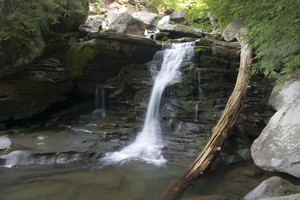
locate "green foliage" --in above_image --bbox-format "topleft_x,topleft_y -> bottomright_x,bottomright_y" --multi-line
0,0 -> 87,43
204,0 -> 300,81
148,0 -> 212,31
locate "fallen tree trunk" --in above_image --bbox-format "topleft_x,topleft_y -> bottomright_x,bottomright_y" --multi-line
161,41 -> 253,200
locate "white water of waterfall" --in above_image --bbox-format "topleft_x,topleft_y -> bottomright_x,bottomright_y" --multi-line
195,101 -> 201,122
102,42 -> 195,165
151,15 -> 170,40
94,87 -> 106,118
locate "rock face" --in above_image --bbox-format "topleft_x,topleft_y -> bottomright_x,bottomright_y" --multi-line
251,79 -> 300,178
66,32 -> 160,95
243,176 -> 300,200
0,58 -> 74,121
0,31 -> 159,121
158,24 -> 203,38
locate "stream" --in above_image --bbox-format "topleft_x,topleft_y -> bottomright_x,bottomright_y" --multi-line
0,103 -> 292,200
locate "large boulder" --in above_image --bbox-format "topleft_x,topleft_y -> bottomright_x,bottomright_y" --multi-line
106,12 -> 146,35
132,12 -> 158,28
269,79 -> 300,110
221,19 -> 244,42
243,176 -> 300,200
251,79 -> 300,177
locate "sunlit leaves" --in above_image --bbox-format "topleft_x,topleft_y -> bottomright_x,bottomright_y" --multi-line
204,0 -> 300,81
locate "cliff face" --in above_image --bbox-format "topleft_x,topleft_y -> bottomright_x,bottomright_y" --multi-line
0,1 -> 242,122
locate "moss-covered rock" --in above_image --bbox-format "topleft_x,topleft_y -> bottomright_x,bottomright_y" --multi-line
65,41 -> 98,78
66,32 -> 160,95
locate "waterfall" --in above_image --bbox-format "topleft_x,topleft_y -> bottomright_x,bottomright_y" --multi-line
94,86 -> 106,118
195,101 -> 201,122
196,70 -> 204,97
103,42 -> 195,165
150,15 -> 170,40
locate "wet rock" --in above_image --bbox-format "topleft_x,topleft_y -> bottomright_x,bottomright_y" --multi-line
0,150 -> 97,168
243,176 -> 300,200
237,148 -> 251,161
0,150 -> 32,168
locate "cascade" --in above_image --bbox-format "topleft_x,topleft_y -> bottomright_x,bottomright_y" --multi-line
103,42 -> 195,165
150,15 -> 170,40
196,70 -> 204,97
94,86 -> 106,118
195,101 -> 201,122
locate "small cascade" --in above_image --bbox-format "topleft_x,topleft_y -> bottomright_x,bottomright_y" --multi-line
103,42 -> 195,165
196,70 -> 204,98
150,15 -> 170,40
195,101 -> 201,122
94,86 -> 106,118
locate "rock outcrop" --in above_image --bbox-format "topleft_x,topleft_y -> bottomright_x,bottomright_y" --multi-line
0,31 -> 159,121
243,176 -> 300,200
158,24 -> 203,38
66,32 -> 160,95
251,79 -> 300,178
0,58 -> 74,121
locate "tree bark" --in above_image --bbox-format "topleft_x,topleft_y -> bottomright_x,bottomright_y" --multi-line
161,42 -> 253,200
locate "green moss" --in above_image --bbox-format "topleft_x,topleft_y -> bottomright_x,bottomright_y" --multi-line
65,41 -> 98,78
195,45 -> 210,53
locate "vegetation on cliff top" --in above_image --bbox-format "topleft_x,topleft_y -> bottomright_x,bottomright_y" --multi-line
149,0 -> 300,81
203,0 -> 300,81
0,0 -> 87,42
